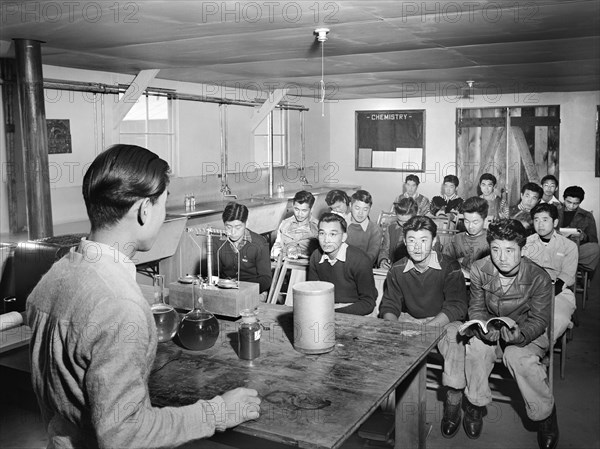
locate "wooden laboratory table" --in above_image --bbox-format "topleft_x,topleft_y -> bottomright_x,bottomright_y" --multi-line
149,304 -> 444,449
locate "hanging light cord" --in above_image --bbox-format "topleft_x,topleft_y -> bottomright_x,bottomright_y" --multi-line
320,40 -> 325,116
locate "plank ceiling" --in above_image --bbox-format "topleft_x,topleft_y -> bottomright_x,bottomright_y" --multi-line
1,0 -> 599,99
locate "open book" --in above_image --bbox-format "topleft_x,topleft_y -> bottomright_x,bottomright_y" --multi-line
559,228 -> 580,238
458,316 -> 516,335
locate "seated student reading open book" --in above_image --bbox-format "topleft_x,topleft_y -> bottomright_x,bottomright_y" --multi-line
458,316 -> 516,336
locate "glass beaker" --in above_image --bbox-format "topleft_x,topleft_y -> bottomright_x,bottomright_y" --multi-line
151,274 -> 179,343
178,280 -> 220,350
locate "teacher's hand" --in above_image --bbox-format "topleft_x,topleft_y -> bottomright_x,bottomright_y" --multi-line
221,387 -> 261,427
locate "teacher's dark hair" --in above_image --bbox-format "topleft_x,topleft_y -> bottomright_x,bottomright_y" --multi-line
82,144 -> 170,231
222,202 -> 249,224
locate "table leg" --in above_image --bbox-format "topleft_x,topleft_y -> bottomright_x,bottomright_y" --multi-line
395,359 -> 427,449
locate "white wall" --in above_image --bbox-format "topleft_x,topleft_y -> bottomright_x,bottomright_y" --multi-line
0,65 -> 331,232
328,91 -> 600,235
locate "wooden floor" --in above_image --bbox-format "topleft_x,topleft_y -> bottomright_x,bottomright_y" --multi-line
1,289 -> 599,449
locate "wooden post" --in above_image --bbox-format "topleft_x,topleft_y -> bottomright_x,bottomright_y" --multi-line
14,39 -> 53,239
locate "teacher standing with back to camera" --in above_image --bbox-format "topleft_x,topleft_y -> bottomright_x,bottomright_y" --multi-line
26,144 -> 260,448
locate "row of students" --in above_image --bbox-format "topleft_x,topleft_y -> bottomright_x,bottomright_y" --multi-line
378,216 -> 558,449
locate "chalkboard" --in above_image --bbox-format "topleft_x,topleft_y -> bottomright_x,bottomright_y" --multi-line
355,110 -> 425,172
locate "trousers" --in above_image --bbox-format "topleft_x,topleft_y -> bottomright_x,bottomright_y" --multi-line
398,314 -> 466,389
464,334 -> 554,421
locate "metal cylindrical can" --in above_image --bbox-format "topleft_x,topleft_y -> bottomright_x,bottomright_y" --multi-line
238,309 -> 261,360
292,281 -> 335,354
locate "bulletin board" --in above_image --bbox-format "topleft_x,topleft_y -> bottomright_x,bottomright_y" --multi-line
355,110 -> 425,172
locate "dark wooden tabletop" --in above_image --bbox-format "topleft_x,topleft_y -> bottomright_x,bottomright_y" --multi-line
149,304 -> 443,449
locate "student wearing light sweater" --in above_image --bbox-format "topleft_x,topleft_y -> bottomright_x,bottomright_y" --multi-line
308,212 -> 377,315
346,189 -> 382,266
443,196 -> 490,277
27,145 -> 260,448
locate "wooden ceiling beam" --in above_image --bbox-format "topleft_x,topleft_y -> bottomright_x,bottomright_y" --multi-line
113,69 -> 160,128
250,89 -> 288,132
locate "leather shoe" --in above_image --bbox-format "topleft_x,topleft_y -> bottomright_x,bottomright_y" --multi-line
463,400 -> 485,439
441,389 -> 462,438
537,406 -> 559,449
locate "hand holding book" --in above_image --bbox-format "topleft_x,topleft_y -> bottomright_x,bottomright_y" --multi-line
458,316 -> 516,336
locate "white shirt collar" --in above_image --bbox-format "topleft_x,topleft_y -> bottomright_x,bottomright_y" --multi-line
404,251 -> 442,273
319,242 -> 348,266
351,217 -> 370,232
79,238 -> 137,280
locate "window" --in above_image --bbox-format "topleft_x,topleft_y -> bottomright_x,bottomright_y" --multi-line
119,94 -> 174,169
253,108 -> 288,167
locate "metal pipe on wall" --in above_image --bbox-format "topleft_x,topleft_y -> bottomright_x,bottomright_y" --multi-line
14,39 -> 53,239
267,111 -> 274,197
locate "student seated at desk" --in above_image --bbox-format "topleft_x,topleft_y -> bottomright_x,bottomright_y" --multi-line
430,174 -> 464,219
463,219 -> 558,449
271,190 -> 318,260
378,197 -> 417,269
308,212 -> 377,315
26,145 -> 260,448
219,202 -> 272,300
443,196 -> 490,278
379,215 -> 468,439
508,182 -> 543,232
522,203 -> 577,341
325,189 -> 351,223
392,174 -> 430,216
346,189 -> 382,266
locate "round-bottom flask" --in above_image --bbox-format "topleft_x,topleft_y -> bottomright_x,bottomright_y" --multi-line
178,280 -> 220,350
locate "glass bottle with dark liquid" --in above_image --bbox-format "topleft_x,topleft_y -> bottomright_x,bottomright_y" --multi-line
178,280 -> 220,350
151,274 -> 179,343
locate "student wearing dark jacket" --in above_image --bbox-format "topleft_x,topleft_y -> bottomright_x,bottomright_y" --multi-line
463,219 -> 558,449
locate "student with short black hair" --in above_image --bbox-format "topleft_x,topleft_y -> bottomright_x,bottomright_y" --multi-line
558,185 -> 600,299
443,196 -> 490,277
378,197 -> 418,269
271,190 -> 318,259
464,219 -> 557,449
392,174 -> 430,215
379,215 -> 468,439
219,202 -> 272,297
430,174 -> 464,218
478,173 -> 508,220
540,175 -> 561,208
523,203 -> 577,341
307,212 -> 377,315
325,189 -> 351,222
346,189 -> 383,266
509,182 -> 543,231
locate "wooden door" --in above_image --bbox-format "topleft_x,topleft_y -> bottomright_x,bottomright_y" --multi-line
456,106 -> 560,206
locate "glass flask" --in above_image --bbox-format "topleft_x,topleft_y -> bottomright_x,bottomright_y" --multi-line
151,274 -> 179,343
238,309 -> 261,360
178,280 -> 220,350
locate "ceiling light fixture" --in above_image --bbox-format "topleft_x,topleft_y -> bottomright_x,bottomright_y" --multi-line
314,27 -> 330,117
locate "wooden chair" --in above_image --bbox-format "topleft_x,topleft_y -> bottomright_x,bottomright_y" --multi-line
267,257 -> 309,306
376,210 -> 396,230
562,228 -> 591,309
